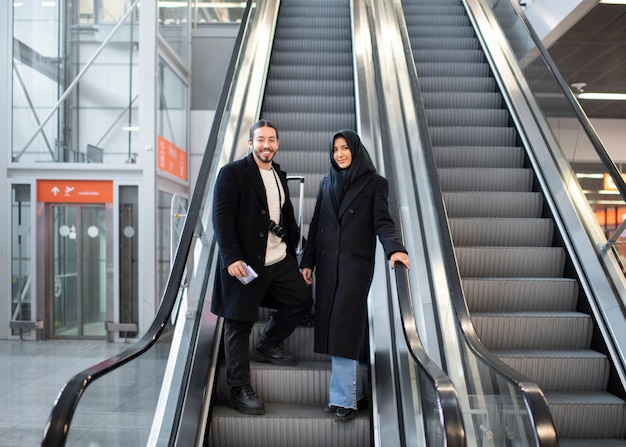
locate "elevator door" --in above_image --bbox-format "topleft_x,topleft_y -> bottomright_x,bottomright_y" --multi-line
51,204 -> 107,338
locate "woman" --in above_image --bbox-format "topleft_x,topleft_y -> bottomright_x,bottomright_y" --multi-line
300,129 -> 410,422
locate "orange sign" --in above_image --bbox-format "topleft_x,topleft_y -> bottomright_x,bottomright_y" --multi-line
37,180 -> 113,203
604,173 -> 626,191
157,135 -> 187,180
595,207 -> 626,227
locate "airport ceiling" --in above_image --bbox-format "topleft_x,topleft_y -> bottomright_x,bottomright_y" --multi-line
546,2 -> 626,119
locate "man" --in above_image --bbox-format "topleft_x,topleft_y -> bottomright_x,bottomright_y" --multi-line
211,119 -> 313,415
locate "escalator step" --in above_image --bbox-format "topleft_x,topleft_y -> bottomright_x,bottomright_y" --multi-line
497,349 -> 609,391
443,191 -> 544,217
455,246 -> 565,277
438,167 -> 533,192
209,403 -> 370,447
419,76 -> 497,92
434,146 -> 523,168
430,126 -> 517,146
416,61 -> 490,77
422,91 -> 502,108
413,48 -> 484,63
449,217 -> 554,247
471,311 -> 593,349
463,277 -> 579,312
545,391 -> 626,439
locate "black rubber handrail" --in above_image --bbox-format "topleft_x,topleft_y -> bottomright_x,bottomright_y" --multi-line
377,74 -> 468,447
40,2 -> 254,445
394,264 -> 468,447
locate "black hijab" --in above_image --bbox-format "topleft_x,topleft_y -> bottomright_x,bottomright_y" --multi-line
329,129 -> 376,210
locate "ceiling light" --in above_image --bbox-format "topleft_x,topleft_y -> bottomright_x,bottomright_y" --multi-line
600,0 -> 626,4
576,173 -> 604,179
578,92 -> 626,100
196,2 -> 246,7
158,1 -> 187,7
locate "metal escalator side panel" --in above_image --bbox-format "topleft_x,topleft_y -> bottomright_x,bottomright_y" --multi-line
365,0 -> 469,446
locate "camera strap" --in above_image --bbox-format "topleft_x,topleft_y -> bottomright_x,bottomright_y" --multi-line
270,168 -> 284,224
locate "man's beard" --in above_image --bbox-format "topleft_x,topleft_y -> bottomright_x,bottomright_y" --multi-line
253,148 -> 275,163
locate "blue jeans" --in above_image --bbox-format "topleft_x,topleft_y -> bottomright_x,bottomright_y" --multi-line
329,356 -> 365,410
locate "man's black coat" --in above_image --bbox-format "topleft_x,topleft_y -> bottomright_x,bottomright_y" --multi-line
211,153 -> 299,322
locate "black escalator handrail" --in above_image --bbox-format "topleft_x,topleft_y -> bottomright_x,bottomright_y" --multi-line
394,264 -> 467,447
41,2 -> 255,446
505,0 -> 626,202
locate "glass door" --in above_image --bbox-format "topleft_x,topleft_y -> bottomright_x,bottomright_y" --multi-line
51,204 -> 107,338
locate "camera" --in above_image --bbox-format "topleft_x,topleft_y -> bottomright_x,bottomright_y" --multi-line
269,219 -> 286,238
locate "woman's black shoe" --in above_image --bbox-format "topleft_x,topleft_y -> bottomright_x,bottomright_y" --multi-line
326,397 -> 367,414
325,404 -> 338,413
357,396 -> 368,410
334,407 -> 355,423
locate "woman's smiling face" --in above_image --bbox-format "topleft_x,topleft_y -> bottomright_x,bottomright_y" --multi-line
332,136 -> 352,169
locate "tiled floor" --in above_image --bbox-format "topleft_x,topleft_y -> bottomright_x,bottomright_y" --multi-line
0,339 -> 141,447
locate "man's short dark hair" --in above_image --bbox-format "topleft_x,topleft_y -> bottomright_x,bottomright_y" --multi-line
249,119 -> 279,141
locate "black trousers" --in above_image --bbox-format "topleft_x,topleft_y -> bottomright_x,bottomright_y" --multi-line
223,254 -> 312,387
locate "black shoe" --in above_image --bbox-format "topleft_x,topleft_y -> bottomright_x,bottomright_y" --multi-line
230,385 -> 265,415
357,396 -> 369,410
297,312 -> 315,327
255,343 -> 297,366
334,407 -> 355,423
326,397 -> 367,414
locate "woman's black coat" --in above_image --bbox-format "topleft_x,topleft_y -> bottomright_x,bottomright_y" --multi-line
300,172 -> 406,360
211,153 -> 300,322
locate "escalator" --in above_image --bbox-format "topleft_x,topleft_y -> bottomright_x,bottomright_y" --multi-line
398,0 -> 626,445
207,1 -> 370,444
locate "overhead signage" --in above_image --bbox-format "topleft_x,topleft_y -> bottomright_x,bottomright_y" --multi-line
157,135 -> 188,181
37,180 -> 114,203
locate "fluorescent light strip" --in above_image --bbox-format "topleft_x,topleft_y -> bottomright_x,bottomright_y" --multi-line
576,173 -> 605,179
159,1 -> 246,7
578,92 -> 626,100
600,0 -> 626,5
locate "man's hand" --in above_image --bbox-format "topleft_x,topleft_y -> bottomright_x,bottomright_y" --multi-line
227,260 -> 247,278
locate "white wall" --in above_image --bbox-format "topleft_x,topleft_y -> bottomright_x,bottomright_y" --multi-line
189,110 -> 215,193
547,117 -> 626,164
592,119 -> 626,165
523,0 -> 598,48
